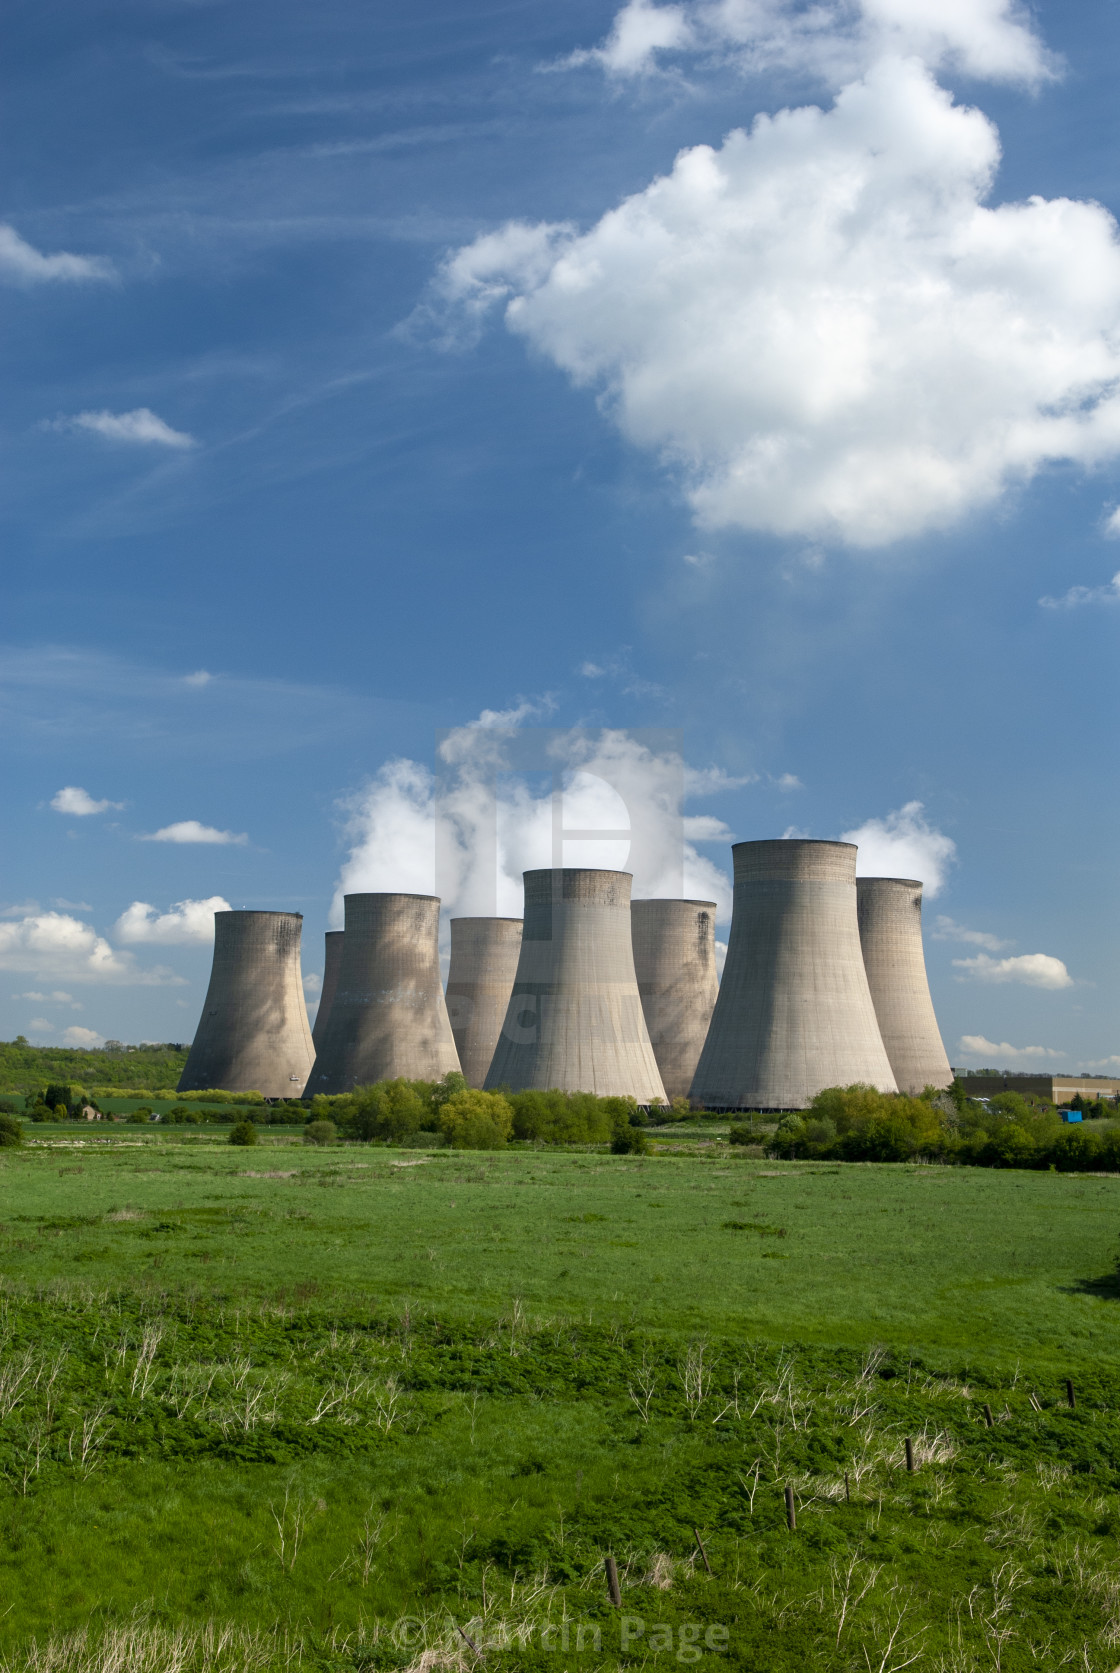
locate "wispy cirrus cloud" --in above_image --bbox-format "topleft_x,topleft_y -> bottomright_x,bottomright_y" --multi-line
1039,571 -> 1120,610
0,223 -> 114,285
48,408 -> 196,449
932,915 -> 1010,952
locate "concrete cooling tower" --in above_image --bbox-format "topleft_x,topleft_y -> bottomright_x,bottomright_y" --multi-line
690,841 -> 897,1110
484,869 -> 667,1103
445,917 -> 523,1088
857,878 -> 952,1094
178,911 -> 315,1098
631,899 -> 719,1102
311,931 -> 344,1053
307,894 -> 461,1095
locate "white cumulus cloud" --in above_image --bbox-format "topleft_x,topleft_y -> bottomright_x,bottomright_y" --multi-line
564,0 -> 1053,86
953,952 -> 1073,989
432,45 -> 1120,548
0,910 -> 182,985
140,821 -> 248,845
52,408 -> 196,449
838,801 -> 955,896
0,223 -> 114,285
114,897 -> 232,946
61,1026 -> 105,1048
957,1034 -> 1064,1063
50,785 -> 122,817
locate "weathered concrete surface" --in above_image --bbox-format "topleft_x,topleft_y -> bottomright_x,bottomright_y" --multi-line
307,894 -> 461,1095
690,841 -> 897,1110
311,931 -> 344,1053
446,918 -> 523,1088
178,911 -> 315,1097
857,878 -> 952,1094
485,869 -> 667,1102
631,899 -> 719,1102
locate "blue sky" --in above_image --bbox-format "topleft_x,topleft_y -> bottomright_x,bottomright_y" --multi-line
1,0 -> 1117,1073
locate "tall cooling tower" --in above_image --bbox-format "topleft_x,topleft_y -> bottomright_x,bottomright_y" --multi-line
446,918 -> 523,1088
690,841 -> 897,1110
178,911 -> 315,1098
631,900 -> 719,1102
857,878 -> 952,1094
311,931 -> 344,1053
307,894 -> 461,1095
484,869 -> 667,1103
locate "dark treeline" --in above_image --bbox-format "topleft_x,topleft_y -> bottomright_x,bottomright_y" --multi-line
0,1039 -> 189,1092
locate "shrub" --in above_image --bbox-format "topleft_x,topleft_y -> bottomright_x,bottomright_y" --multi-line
508,1090 -> 613,1144
228,1121 -> 258,1146
126,1107 -> 152,1124
29,1101 -> 64,1123
438,1089 -> 513,1150
0,1115 -> 23,1147
611,1125 -> 650,1155
345,1080 -> 431,1143
304,1119 -> 337,1146
0,1098 -> 20,1115
728,1124 -> 756,1146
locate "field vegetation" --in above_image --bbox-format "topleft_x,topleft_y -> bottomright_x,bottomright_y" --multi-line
0,1136 -> 1117,1670
0,1040 -> 189,1094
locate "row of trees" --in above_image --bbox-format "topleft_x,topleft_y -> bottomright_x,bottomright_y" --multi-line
753,1083 -> 1120,1170
306,1074 -> 651,1151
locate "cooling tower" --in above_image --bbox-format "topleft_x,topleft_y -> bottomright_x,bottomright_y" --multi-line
484,869 -> 667,1103
178,911 -> 315,1098
307,894 -> 461,1094
631,900 -> 720,1102
857,878 -> 952,1094
690,841 -> 897,1110
446,918 -> 523,1088
311,931 -> 344,1053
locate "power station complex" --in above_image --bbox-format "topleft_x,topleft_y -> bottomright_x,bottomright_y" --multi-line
177,839 -> 953,1109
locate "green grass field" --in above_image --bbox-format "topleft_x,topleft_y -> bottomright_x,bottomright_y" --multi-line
1,1138 -> 1117,1671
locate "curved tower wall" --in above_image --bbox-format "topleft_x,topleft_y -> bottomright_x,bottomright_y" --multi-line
178,911 -> 315,1098
307,894 -> 461,1095
446,918 -> 523,1088
857,878 -> 952,1094
311,931 -> 344,1053
484,869 -> 667,1103
690,841 -> 897,1110
631,899 -> 719,1102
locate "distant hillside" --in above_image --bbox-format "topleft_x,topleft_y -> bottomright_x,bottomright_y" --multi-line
0,1039 -> 190,1093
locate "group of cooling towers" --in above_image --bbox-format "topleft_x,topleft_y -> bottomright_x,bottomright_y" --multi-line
177,838 -> 953,1113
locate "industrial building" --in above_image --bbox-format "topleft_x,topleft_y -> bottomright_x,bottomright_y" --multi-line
954,1072 -> 1120,1105
690,840 -> 897,1110
485,868 -> 666,1102
306,893 -> 461,1095
311,930 -> 344,1052
857,878 -> 952,1094
631,899 -> 719,1101
445,917 -> 523,1088
178,910 -> 315,1098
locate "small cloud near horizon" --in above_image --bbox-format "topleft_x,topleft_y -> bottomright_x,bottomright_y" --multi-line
140,821 -> 248,846
51,786 -> 122,817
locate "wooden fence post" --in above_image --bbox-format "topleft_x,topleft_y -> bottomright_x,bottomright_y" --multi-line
605,1553 -> 622,1608
785,1485 -> 796,1530
905,1437 -> 915,1474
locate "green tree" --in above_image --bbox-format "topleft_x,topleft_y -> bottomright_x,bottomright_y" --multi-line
438,1089 -> 513,1150
0,1115 -> 23,1148
304,1119 -> 337,1146
228,1121 -> 258,1146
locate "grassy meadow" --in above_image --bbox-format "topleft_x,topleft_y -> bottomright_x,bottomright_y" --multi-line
0,1135 -> 1118,1670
